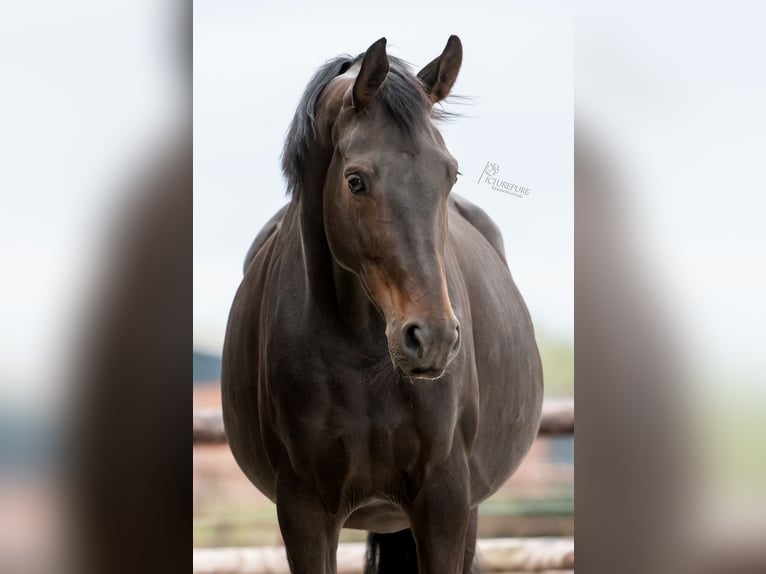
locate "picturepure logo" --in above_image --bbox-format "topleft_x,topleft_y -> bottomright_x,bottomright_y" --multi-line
477,162 -> 531,199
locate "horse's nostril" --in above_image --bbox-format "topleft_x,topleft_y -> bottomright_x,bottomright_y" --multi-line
402,322 -> 425,359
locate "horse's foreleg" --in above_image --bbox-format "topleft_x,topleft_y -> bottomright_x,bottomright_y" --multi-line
275,468 -> 342,574
463,506 -> 479,574
409,456 -> 472,574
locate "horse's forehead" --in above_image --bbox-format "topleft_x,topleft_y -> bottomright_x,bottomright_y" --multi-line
344,114 -> 446,157
322,72 -> 450,164
341,137 -> 449,181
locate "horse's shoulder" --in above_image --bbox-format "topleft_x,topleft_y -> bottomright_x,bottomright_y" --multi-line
449,194 -> 507,263
243,203 -> 290,274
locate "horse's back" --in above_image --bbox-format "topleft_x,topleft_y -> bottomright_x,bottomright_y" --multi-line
450,193 -> 507,263
222,206 -> 292,501
242,203 -> 289,274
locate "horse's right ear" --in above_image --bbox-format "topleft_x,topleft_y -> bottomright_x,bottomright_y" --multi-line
353,37 -> 389,109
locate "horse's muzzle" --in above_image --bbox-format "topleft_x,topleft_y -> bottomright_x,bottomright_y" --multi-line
394,317 -> 461,379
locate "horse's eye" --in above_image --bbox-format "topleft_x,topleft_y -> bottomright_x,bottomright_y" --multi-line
347,174 -> 366,193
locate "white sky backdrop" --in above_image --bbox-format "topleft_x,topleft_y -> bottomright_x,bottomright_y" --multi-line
193,0 -> 574,355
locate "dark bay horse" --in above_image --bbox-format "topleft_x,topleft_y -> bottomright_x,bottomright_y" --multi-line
222,36 -> 543,574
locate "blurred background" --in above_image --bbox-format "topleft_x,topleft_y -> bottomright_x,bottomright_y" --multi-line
575,2 -> 766,571
193,0 -> 574,552
0,1 -> 189,573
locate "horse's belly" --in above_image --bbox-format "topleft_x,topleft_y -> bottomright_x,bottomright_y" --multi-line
344,501 -> 409,533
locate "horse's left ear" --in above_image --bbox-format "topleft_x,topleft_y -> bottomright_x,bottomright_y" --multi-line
353,37 -> 389,109
417,35 -> 463,104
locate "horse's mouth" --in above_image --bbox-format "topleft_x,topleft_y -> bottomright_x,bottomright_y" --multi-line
391,358 -> 446,381
407,367 -> 445,380
389,348 -> 449,381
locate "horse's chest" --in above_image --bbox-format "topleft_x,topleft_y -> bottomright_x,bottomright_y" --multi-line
285,403 -> 426,477
362,418 -> 422,475
266,344 -> 461,503
272,379 -> 449,489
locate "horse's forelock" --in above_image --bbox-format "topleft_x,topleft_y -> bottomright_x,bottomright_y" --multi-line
281,54 -> 447,199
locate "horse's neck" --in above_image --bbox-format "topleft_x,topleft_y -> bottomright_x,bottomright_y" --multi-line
296,174 -> 381,332
296,182 -> 334,300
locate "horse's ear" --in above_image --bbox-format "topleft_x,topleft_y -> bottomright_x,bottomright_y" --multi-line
417,35 -> 463,104
353,37 -> 389,109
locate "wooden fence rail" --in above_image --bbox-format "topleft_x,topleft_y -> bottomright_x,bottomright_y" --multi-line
193,537 -> 574,573
193,400 -> 573,445
193,401 -> 574,570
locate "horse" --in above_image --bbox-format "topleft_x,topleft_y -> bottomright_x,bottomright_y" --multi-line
221,36 -> 543,574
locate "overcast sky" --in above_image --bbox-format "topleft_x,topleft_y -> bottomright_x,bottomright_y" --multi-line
193,0 -> 574,355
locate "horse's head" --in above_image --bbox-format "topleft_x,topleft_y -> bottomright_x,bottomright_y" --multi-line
318,37 -> 463,380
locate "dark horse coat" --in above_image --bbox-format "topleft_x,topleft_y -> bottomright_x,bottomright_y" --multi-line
222,36 -> 543,574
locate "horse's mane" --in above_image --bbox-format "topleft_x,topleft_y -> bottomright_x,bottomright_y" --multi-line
281,53 -> 435,198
